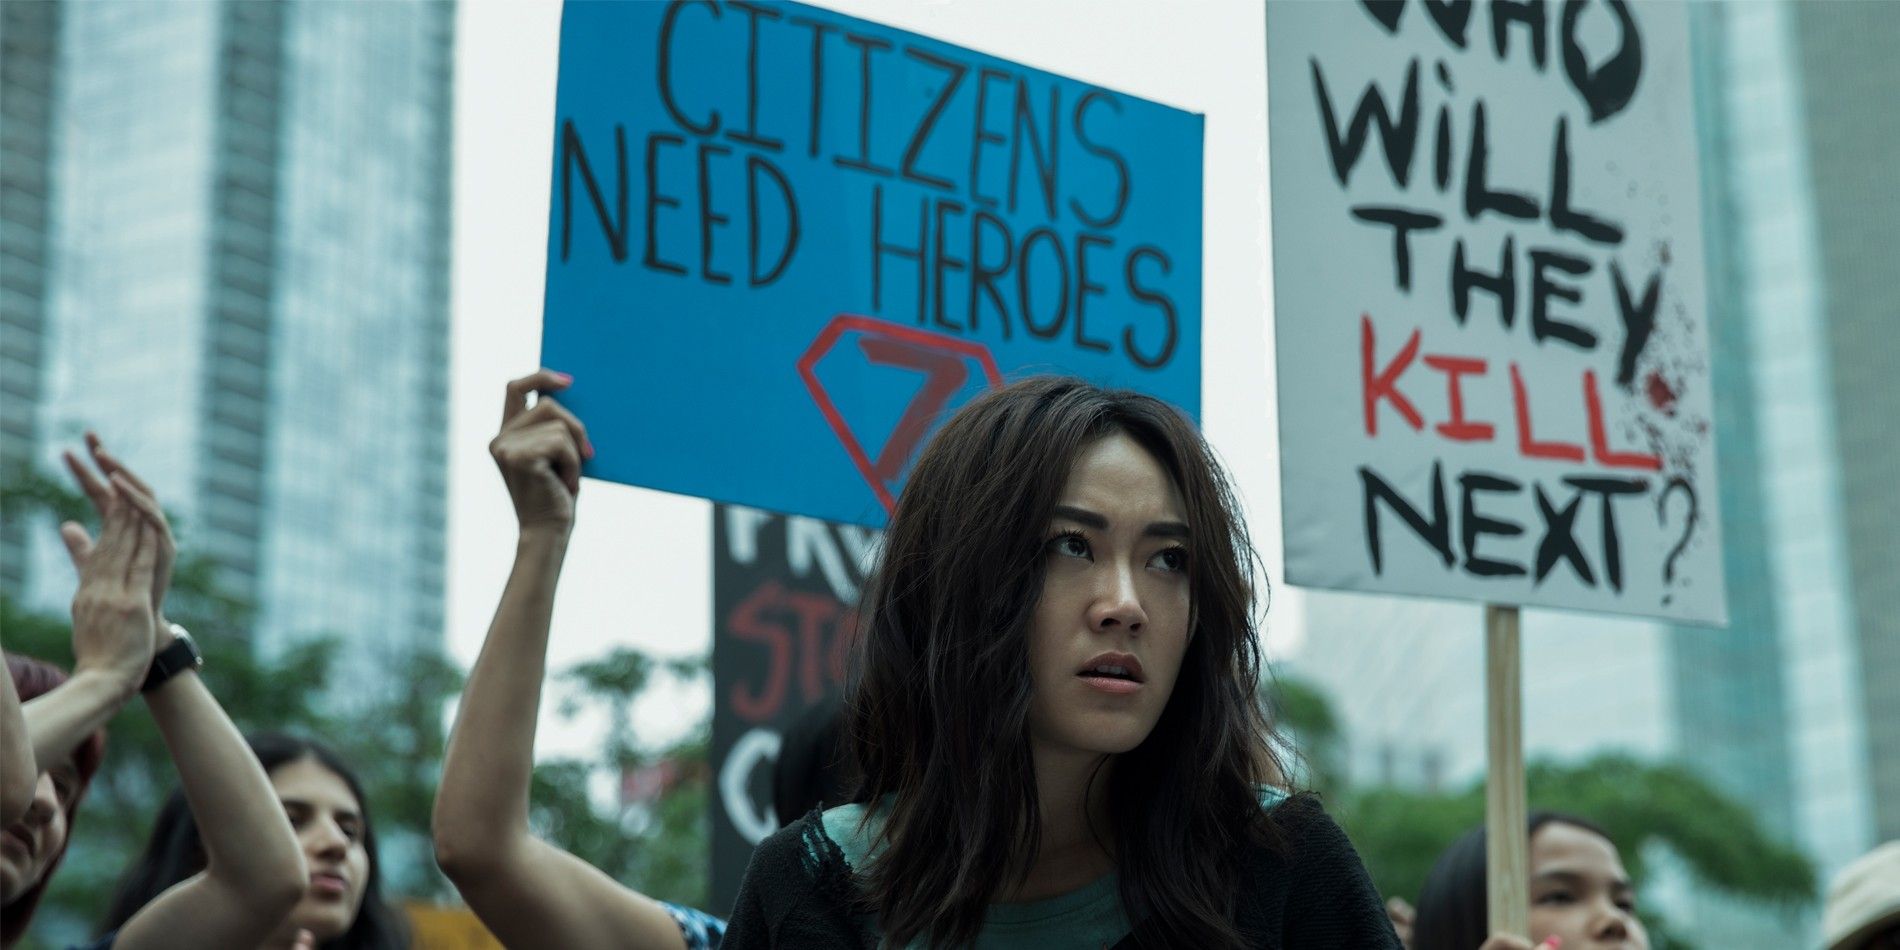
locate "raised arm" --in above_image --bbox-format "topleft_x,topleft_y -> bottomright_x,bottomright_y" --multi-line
434,371 -> 690,950
54,442 -> 308,949
0,644 -> 34,828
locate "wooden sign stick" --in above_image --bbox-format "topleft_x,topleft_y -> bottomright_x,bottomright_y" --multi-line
1485,603 -> 1528,936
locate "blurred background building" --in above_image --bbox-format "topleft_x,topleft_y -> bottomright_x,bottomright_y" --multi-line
5,0 -> 455,696
1289,2 -> 1897,944
0,0 -> 64,597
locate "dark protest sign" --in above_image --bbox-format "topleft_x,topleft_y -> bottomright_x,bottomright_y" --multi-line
544,1 -> 1204,528
1267,0 -> 1725,623
710,504 -> 874,912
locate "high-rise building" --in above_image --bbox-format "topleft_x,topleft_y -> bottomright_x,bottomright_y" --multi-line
30,0 -> 454,693
0,0 -> 62,598
1785,0 -> 1900,848
1669,0 -> 1895,882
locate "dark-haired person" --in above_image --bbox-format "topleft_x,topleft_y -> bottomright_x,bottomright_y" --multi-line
1411,813 -> 1645,950
98,733 -> 408,950
771,696 -> 853,830
724,376 -> 1399,948
5,437 -> 307,949
433,370 -> 726,950
2,653 -> 109,948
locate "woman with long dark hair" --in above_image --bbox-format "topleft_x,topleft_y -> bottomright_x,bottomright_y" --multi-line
98,733 -> 408,950
721,375 -> 1398,948
1411,813 -> 1647,950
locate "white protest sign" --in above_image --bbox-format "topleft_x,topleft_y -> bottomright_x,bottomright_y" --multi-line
1267,0 -> 1725,624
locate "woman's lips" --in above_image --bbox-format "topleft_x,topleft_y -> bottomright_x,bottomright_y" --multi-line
1077,674 -> 1143,695
309,872 -> 349,898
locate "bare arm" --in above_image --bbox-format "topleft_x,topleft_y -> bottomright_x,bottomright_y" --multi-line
112,664 -> 308,950
434,371 -> 687,950
0,644 -> 35,828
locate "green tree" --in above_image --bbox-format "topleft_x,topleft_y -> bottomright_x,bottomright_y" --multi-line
534,648 -> 713,910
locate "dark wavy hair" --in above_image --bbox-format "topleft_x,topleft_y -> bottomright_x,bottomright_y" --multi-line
97,733 -> 408,950
847,375 -> 1289,949
3,653 -> 109,948
1411,812 -> 1616,950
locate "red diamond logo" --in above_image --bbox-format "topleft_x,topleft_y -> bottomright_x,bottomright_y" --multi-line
797,314 -> 1004,515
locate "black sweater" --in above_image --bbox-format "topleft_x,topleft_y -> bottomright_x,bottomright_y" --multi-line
721,793 -> 1402,949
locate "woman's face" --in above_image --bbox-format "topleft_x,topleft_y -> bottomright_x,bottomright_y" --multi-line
1025,432 -> 1193,760
0,759 -> 77,905
1528,822 -> 1649,950
272,757 -> 371,941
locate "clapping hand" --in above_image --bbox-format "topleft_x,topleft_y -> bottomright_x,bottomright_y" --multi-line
66,476 -> 161,697
61,433 -> 177,646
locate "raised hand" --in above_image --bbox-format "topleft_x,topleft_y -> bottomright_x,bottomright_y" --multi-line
61,433 -> 176,631
491,370 -> 594,536
68,491 -> 160,697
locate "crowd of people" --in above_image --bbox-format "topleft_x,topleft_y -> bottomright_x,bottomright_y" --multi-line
3,373 -> 1895,949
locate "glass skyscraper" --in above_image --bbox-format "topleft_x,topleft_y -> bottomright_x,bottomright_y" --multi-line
0,0 -> 63,598
1668,0 -> 1881,887
24,0 -> 454,696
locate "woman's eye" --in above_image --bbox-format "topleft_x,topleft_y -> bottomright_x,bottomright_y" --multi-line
1049,533 -> 1090,559
1534,891 -> 1575,905
1151,547 -> 1189,573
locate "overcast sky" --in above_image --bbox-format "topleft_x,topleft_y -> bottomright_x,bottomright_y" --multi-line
446,0 -> 1302,759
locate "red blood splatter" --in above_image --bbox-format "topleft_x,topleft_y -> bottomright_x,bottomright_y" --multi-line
1645,371 -> 1679,416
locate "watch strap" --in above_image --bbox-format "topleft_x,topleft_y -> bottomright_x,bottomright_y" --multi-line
142,627 -> 203,693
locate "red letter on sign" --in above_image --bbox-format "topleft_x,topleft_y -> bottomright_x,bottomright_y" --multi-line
1362,315 -> 1424,436
1511,363 -> 1585,462
1423,355 -> 1495,442
1585,370 -> 1662,470
728,581 -> 791,722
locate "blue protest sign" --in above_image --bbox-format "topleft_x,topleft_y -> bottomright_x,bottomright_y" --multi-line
543,0 -> 1203,527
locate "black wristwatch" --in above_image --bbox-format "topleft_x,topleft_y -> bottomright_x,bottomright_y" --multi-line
142,624 -> 204,693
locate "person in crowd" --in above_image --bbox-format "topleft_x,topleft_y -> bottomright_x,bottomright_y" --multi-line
725,375 -> 1399,948
2,653 -> 108,948
1410,813 -> 1644,950
4,436 -> 307,949
1821,840 -> 1900,950
433,370 -> 727,950
97,733 -> 408,950
771,696 -> 853,830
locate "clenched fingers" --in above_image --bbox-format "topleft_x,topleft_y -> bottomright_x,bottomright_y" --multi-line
502,369 -> 573,427
509,395 -> 594,460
